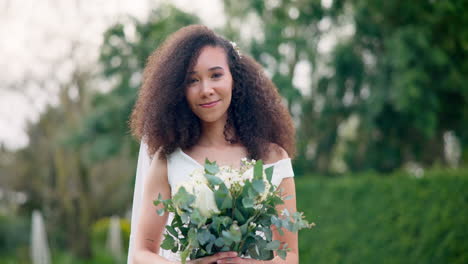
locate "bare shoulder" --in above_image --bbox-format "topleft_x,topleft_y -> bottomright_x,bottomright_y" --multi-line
264,143 -> 289,164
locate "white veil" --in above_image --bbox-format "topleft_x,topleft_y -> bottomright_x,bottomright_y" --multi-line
127,140 -> 151,264
127,140 -> 179,263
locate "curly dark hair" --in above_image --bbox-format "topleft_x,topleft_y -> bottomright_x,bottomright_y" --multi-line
130,24 -> 295,160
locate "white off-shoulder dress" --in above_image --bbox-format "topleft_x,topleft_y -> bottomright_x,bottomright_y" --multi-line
128,147 -> 295,263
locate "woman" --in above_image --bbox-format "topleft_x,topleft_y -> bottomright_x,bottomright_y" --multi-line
128,25 -> 298,264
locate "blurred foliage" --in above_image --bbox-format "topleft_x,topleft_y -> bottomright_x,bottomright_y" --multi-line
297,170 -> 468,263
0,213 -> 29,255
224,0 -> 468,174
2,170 -> 467,263
223,0 -> 324,111
306,0 -> 468,173
91,217 -> 130,260
70,4 -> 200,163
3,4 -> 200,260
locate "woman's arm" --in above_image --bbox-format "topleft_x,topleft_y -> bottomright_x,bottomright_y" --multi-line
131,152 -> 238,264
269,177 -> 299,264
132,152 -> 175,263
265,145 -> 299,264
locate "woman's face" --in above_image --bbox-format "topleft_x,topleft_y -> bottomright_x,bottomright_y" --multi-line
185,45 -> 233,124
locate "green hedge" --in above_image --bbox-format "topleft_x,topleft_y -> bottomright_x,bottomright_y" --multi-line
297,170 -> 468,264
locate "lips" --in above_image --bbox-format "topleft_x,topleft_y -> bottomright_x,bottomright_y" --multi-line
199,100 -> 221,108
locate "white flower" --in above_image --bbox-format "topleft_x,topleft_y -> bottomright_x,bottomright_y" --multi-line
175,181 -> 194,194
217,166 -> 239,188
190,168 -> 208,185
240,168 -> 254,183
193,184 -> 220,217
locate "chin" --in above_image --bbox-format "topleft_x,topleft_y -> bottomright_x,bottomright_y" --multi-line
196,112 -> 227,124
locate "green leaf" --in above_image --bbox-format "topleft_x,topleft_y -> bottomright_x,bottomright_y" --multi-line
154,193 -> 166,206
265,166 -> 274,183
214,184 -> 233,209
180,213 -> 190,224
233,208 -> 245,223
191,209 -> 207,227
180,248 -> 190,264
277,228 -> 284,236
242,197 -> 254,208
205,174 -> 223,186
206,241 -> 214,254
253,160 -> 264,180
221,216 -> 233,227
188,228 -> 199,248
210,217 -> 222,234
215,237 -> 225,247
265,240 -> 280,250
247,238 -> 273,260
160,234 -> 176,250
252,179 -> 265,194
197,228 -> 212,246
277,249 -> 287,260
221,222 -> 242,245
173,187 -> 195,211
262,227 -> 273,241
204,159 -> 220,175
156,208 -> 165,216
240,222 -> 248,236
166,225 -> 179,238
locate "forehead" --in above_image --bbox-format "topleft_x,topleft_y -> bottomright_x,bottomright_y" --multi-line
192,46 -> 229,71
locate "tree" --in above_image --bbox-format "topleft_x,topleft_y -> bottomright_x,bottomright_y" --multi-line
72,4 -> 201,163
323,0 -> 468,172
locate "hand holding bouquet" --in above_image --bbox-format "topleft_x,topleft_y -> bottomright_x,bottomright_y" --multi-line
154,158 -> 314,263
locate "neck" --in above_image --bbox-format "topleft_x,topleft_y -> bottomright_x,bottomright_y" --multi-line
197,115 -> 231,147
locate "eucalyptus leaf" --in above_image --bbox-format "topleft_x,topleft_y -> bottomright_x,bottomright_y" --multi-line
204,159 -> 220,175
206,241 -> 214,254
156,208 -> 165,216
242,197 -> 254,208
252,179 -> 265,194
214,237 -> 225,247
214,184 -> 232,210
197,228 -> 211,245
253,160 -> 264,180
180,248 -> 190,264
205,174 -> 223,186
166,225 -> 179,238
265,240 -> 280,250
233,208 -> 245,223
191,208 -> 207,227
277,249 -> 287,260
265,166 -> 274,183
160,234 -> 176,250
188,228 -> 199,248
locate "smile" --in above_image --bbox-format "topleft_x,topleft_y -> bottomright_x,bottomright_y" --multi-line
199,100 -> 221,108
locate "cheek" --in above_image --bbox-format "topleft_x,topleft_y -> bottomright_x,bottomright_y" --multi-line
185,89 -> 197,106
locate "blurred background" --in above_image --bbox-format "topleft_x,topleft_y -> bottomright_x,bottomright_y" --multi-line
1,0 -> 467,263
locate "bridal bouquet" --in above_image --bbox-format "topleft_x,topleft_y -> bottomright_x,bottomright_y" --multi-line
154,158 -> 314,263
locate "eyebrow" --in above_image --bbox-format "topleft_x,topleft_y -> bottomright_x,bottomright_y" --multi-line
188,66 -> 224,75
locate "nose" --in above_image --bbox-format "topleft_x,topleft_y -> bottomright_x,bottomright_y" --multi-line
200,79 -> 214,96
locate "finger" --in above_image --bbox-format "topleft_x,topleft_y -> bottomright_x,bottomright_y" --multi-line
216,257 -> 243,264
204,251 -> 238,262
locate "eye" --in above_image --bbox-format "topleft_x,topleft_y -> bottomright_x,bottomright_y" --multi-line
212,73 -> 223,79
187,78 -> 198,84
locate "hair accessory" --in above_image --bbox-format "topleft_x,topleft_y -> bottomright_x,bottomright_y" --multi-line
229,41 -> 242,58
